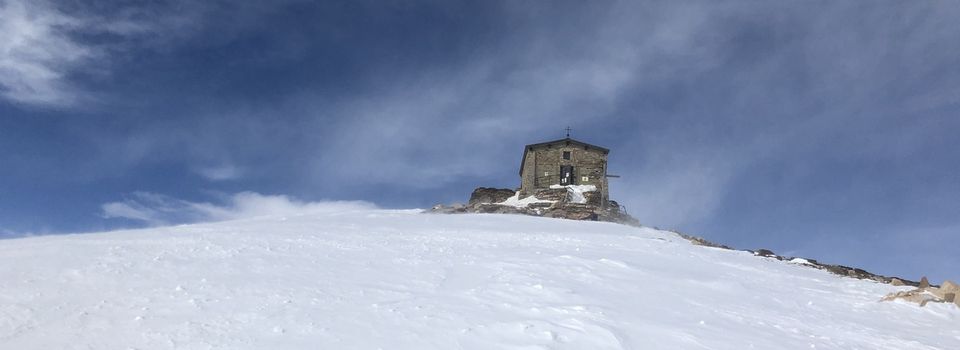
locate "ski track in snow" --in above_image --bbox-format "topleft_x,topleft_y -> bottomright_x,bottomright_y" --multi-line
0,209 -> 957,349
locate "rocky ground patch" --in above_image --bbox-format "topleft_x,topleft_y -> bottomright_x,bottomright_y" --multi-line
430,186 -> 639,225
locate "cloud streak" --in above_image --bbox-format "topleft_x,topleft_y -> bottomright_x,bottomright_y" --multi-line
0,0 -> 213,107
0,0 -> 91,106
101,191 -> 376,226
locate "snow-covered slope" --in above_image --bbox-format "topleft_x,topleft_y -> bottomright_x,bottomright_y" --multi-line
1,209 -> 957,349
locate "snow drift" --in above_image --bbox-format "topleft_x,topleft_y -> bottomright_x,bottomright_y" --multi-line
0,209 -> 957,349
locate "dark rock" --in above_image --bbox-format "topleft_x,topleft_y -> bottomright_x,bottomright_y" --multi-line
544,203 -> 599,221
919,276 -> 930,289
534,188 -> 569,202
806,263 -> 922,286
468,188 -> 516,206
824,265 -> 869,279
675,233 -> 734,250
754,249 -> 777,258
527,202 -> 554,209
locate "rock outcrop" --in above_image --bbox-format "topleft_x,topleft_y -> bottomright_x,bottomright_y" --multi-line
430,186 -> 639,225
669,233 -> 923,287
755,251 -> 921,286
932,280 -> 959,303
467,188 -> 516,207
881,278 -> 960,307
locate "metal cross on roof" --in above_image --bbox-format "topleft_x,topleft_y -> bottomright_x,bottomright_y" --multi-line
565,126 -> 571,138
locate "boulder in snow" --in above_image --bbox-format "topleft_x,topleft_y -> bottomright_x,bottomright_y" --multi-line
931,280 -> 960,301
468,188 -> 517,206
881,278 -> 960,307
754,249 -> 778,258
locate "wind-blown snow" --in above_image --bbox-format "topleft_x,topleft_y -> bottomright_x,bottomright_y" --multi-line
550,184 -> 596,204
0,209 -> 957,349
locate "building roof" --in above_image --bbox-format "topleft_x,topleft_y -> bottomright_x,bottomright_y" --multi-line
519,137 -> 610,176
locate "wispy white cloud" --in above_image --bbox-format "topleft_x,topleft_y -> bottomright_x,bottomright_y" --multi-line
0,0 -> 91,106
101,191 -> 376,226
0,0 -> 209,107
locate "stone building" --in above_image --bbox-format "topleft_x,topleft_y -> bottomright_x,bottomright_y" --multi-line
431,135 -> 634,224
518,137 -> 610,203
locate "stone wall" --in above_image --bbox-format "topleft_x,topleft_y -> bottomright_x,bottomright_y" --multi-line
520,143 -> 608,201
519,150 -> 537,198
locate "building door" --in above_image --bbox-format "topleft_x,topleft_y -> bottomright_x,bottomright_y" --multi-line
560,165 -> 574,185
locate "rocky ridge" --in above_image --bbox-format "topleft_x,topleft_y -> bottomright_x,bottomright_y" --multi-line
430,187 -> 952,296
672,230 -> 934,288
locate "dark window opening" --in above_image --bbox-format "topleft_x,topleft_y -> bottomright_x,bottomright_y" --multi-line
562,151 -> 571,160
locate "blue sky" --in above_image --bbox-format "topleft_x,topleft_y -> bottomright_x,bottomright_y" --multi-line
1,1 -> 958,282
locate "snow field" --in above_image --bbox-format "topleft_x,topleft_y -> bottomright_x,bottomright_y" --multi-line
0,209 -> 957,349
